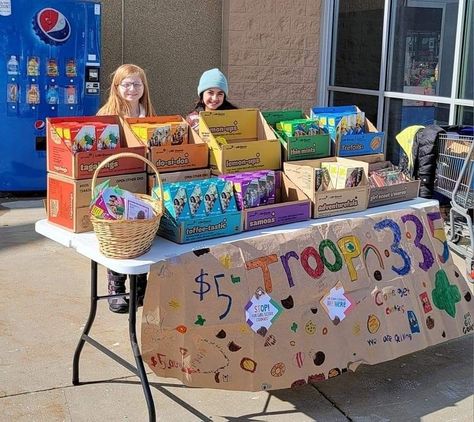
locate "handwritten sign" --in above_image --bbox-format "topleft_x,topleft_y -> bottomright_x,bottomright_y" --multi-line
142,204 -> 474,391
245,288 -> 283,335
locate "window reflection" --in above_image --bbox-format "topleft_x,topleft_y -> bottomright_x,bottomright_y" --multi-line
388,1 -> 458,98
459,0 -> 473,100
331,92 -> 378,125
332,0 -> 384,90
385,98 -> 449,163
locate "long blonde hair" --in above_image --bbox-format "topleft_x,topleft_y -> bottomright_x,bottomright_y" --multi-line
97,64 -> 156,117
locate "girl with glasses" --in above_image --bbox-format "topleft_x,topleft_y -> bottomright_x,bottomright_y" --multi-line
97,63 -> 155,118
97,64 -> 156,312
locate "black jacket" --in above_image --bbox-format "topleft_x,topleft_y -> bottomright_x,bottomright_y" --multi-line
416,125 -> 445,198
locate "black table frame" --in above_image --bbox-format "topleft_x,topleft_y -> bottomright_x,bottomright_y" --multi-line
72,260 -> 156,422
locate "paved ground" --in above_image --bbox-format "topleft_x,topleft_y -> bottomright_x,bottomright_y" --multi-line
0,198 -> 473,422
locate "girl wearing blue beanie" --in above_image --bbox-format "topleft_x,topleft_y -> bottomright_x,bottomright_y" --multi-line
186,68 -> 237,131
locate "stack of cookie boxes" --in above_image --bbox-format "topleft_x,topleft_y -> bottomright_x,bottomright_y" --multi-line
308,105 -> 420,208
46,115 -> 147,232
198,109 -> 312,233
121,115 -> 221,243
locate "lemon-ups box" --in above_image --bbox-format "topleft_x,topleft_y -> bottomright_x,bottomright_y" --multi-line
243,173 -> 311,231
284,157 -> 369,218
47,172 -> 147,233
198,108 -> 281,174
47,115 -> 146,180
310,105 -> 384,157
122,115 -> 208,173
262,109 -> 331,161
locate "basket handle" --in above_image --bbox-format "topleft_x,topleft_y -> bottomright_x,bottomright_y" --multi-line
91,152 -> 163,202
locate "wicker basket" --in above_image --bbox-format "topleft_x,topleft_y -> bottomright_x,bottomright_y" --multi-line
90,152 -> 163,259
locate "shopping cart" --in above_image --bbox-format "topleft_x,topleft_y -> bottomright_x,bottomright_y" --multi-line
435,129 -> 474,281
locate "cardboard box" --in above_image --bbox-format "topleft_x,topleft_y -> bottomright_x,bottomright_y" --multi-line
284,157 -> 369,218
243,173 -> 311,231
158,211 -> 243,244
47,115 -> 146,180
123,115 -> 208,173
262,109 -> 331,161
199,108 -> 281,174
47,172 -> 147,232
310,106 -> 385,157
367,161 -> 420,207
147,168 -> 211,194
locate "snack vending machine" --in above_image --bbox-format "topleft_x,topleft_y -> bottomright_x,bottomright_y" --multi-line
0,0 -> 101,192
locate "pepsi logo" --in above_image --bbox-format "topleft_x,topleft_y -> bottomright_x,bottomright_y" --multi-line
33,8 -> 71,45
34,120 -> 45,130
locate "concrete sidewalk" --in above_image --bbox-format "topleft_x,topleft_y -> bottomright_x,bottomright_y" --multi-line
0,199 -> 473,422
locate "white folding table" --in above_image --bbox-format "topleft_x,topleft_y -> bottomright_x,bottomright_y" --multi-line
35,197 -> 438,422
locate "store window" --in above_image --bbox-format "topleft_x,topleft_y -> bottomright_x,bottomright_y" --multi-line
324,0 -> 473,164
331,0 -> 384,90
457,0 -> 473,124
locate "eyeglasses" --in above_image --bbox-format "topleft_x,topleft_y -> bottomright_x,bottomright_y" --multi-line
118,82 -> 143,89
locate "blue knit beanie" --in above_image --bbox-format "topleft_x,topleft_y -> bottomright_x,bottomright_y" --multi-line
197,68 -> 229,96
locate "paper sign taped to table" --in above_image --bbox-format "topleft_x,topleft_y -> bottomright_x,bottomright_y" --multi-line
141,204 -> 474,391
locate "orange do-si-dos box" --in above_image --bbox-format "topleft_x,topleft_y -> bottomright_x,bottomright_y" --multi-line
47,115 -> 146,180
122,115 -> 208,173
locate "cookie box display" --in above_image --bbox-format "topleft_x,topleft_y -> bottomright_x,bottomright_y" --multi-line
239,172 -> 312,231
198,108 -> 281,174
284,157 -> 369,218
262,110 -> 331,161
310,105 -> 385,157
367,161 -> 420,207
47,172 -> 147,232
47,115 -> 146,180
123,115 -> 208,173
153,177 -> 242,243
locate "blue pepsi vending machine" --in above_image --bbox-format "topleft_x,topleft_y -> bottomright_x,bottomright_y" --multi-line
0,0 -> 101,192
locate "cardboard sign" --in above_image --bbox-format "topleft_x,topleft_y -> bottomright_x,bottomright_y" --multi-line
142,204 -> 474,391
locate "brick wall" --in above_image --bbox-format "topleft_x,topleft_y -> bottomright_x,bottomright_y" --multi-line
222,0 -> 322,114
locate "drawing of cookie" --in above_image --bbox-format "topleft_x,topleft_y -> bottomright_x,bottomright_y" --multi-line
228,341 -> 241,352
304,320 -> 316,335
367,314 -> 380,334
240,357 -> 257,373
270,362 -> 286,377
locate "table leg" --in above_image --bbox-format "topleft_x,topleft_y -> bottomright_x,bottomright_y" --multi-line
129,274 -> 156,422
72,260 -> 98,385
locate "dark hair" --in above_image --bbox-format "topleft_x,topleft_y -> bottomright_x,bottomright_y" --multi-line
193,93 -> 237,112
